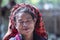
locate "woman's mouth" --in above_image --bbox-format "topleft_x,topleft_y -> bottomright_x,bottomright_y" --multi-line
23,28 -> 30,33
23,28 -> 29,30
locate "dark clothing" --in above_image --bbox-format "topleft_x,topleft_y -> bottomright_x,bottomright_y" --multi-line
9,32 -> 47,40
33,32 -> 47,40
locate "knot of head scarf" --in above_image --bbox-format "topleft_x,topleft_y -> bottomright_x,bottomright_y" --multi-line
5,3 -> 48,40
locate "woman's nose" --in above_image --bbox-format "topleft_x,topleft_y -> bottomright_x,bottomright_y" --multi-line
23,22 -> 28,27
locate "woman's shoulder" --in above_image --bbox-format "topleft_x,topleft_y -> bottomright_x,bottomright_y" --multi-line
34,32 -> 47,40
9,37 -> 16,40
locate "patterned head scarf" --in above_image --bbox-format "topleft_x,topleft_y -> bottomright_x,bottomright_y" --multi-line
4,3 -> 48,40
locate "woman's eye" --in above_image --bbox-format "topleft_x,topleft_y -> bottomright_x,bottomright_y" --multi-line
19,21 -> 23,23
18,21 -> 23,23
26,21 -> 29,22
26,20 -> 32,23
17,19 -> 33,24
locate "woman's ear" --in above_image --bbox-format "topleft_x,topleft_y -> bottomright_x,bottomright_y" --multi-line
15,24 -> 17,29
14,22 -> 17,29
34,18 -> 37,23
16,26 -> 17,29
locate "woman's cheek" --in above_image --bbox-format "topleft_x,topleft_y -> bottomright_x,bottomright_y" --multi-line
16,24 -> 22,33
30,24 -> 35,31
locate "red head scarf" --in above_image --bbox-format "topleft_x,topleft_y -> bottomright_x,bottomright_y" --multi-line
4,3 -> 48,40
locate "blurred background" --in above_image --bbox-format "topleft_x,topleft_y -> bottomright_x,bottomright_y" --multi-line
0,0 -> 60,40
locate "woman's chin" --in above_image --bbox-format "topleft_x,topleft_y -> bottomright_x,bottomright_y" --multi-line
22,29 -> 32,34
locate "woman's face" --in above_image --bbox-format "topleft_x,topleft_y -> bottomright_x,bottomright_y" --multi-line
15,12 -> 36,35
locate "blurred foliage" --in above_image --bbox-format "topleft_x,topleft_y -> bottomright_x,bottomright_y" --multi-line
1,0 -> 9,7
1,0 -> 60,7
1,0 -> 60,10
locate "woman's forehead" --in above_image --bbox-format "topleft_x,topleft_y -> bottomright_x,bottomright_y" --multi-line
16,12 -> 32,20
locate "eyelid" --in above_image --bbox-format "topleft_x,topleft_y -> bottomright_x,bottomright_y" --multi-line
18,19 -> 22,21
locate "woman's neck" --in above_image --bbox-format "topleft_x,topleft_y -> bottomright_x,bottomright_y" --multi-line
22,33 -> 33,40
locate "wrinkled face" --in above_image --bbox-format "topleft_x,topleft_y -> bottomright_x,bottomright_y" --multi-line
15,12 -> 36,35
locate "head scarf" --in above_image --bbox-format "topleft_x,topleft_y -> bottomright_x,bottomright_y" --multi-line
4,3 -> 48,40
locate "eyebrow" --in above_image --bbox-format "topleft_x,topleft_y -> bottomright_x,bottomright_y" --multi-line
17,18 -> 32,21
26,17 -> 31,19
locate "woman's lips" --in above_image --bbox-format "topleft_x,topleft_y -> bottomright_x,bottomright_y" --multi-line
23,28 -> 30,33
23,28 -> 29,30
